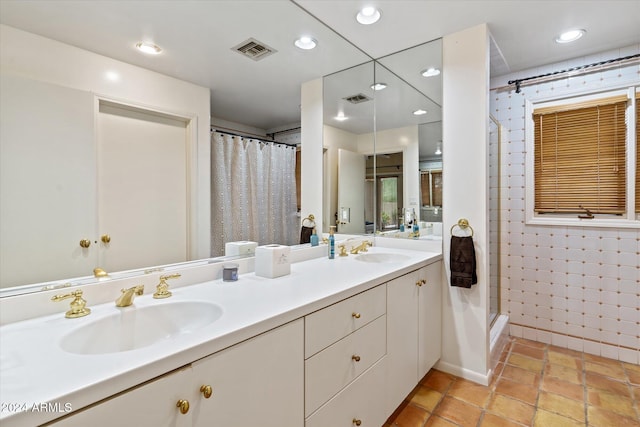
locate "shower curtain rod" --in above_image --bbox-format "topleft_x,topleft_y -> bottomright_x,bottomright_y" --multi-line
211,127 -> 297,147
507,53 -> 640,93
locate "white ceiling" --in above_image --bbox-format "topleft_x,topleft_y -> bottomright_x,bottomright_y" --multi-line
1,0 -> 639,139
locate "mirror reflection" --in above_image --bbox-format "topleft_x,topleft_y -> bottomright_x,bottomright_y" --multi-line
323,39 -> 443,237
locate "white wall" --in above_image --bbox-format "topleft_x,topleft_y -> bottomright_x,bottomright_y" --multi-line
438,24 -> 490,384
301,78 -> 324,231
0,24 -> 211,259
490,44 -> 640,364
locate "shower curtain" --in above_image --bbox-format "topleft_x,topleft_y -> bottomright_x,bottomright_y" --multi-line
211,131 -> 298,257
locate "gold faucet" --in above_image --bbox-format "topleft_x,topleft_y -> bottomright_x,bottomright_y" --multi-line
51,289 -> 91,318
350,241 -> 373,254
93,267 -> 109,278
115,285 -> 144,307
153,274 -> 181,299
338,244 -> 349,257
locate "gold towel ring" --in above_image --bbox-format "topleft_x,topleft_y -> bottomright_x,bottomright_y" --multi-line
450,218 -> 474,237
302,214 -> 316,228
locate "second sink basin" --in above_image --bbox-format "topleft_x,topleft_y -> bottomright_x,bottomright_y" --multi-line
60,301 -> 223,355
355,253 -> 410,264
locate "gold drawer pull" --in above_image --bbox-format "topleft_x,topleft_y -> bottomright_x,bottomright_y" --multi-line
353,418 -> 362,426
416,279 -> 426,287
352,312 -> 361,319
352,355 -> 361,362
200,384 -> 213,399
176,399 -> 190,414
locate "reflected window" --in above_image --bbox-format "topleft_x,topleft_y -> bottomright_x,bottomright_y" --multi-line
379,177 -> 398,229
421,170 -> 442,207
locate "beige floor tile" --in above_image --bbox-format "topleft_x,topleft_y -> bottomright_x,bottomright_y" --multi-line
434,396 -> 482,427
533,409 -> 584,427
585,371 -> 633,397
585,360 -> 627,380
625,368 -> 640,386
537,391 -> 586,422
512,342 -> 546,360
421,370 -> 455,393
547,344 -> 584,359
410,386 -> 443,412
513,337 -> 547,349
548,350 -> 583,370
501,364 -> 541,387
508,353 -> 545,373
391,403 -> 430,427
424,415 -> 459,427
587,405 -> 640,427
545,362 -> 583,384
622,361 -> 640,373
587,388 -> 637,419
486,394 -> 535,426
479,412 -> 524,427
541,376 -> 585,402
447,378 -> 492,408
494,377 -> 539,405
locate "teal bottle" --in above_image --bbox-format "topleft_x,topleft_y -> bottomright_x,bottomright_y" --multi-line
328,226 -> 336,259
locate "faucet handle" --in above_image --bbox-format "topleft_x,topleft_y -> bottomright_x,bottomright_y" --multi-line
153,273 -> 181,299
52,289 -> 91,318
338,244 -> 349,257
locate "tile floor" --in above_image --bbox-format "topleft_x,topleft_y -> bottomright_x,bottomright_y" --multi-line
384,337 -> 640,427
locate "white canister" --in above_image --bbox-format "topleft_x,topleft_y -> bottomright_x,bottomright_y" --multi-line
225,241 -> 258,256
254,244 -> 291,279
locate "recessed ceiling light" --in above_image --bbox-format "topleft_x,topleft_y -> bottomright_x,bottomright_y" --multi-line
294,36 -> 317,50
421,67 -> 441,77
371,83 -> 387,91
413,109 -> 427,116
357,6 -> 381,25
135,41 -> 162,55
335,112 -> 348,121
555,29 -> 586,44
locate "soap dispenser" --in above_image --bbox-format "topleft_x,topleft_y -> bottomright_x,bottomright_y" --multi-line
328,226 -> 336,259
310,227 -> 319,246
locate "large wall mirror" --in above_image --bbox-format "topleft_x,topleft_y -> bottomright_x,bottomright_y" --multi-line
323,39 -> 443,236
0,2 -> 370,295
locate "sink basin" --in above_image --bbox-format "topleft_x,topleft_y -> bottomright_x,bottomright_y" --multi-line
355,253 -> 410,264
60,301 -> 222,355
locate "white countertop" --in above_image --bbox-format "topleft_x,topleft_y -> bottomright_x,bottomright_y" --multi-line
0,246 -> 441,426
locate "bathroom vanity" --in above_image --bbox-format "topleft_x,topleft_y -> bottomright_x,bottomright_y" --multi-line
0,244 -> 442,427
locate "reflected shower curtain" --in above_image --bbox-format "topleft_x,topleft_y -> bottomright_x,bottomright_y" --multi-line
211,132 -> 298,256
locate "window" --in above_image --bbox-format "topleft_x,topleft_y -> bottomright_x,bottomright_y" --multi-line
526,87 -> 639,226
420,170 -> 442,207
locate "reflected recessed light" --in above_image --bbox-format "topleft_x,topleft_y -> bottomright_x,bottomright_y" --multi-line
356,6 -> 381,25
294,36 -> 317,50
371,82 -> 387,91
105,71 -> 120,82
335,112 -> 348,121
135,41 -> 162,55
421,67 -> 441,77
555,29 -> 586,44
413,109 -> 427,116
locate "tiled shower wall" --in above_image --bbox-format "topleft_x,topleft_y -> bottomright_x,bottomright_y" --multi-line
489,45 -> 640,364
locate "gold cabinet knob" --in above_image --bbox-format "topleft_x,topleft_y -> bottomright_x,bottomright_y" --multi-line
416,280 -> 422,287
353,418 -> 362,426
421,279 -> 427,285
101,234 -> 111,244
352,312 -> 361,319
79,239 -> 91,248
352,355 -> 361,362
200,384 -> 213,399
176,399 -> 190,414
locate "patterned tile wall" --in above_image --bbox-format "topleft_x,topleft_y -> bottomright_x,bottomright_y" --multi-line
489,45 -> 640,364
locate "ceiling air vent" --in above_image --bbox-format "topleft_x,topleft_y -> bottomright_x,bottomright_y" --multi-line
232,38 -> 277,61
343,93 -> 372,104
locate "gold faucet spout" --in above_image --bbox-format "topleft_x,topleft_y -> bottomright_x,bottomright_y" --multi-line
115,285 -> 144,307
350,240 -> 373,254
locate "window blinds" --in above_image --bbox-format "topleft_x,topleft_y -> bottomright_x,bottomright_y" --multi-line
533,96 -> 627,214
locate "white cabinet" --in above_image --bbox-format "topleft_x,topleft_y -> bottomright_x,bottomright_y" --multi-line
304,285 -> 387,425
48,366 -> 194,427
48,320 -> 304,427
192,319 -> 304,427
386,261 -> 442,413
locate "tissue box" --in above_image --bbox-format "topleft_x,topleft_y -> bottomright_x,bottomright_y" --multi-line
225,241 -> 258,256
255,244 -> 291,279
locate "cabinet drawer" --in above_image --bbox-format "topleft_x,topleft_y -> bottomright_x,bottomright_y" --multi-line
305,315 -> 386,417
306,356 -> 387,427
305,284 -> 385,358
